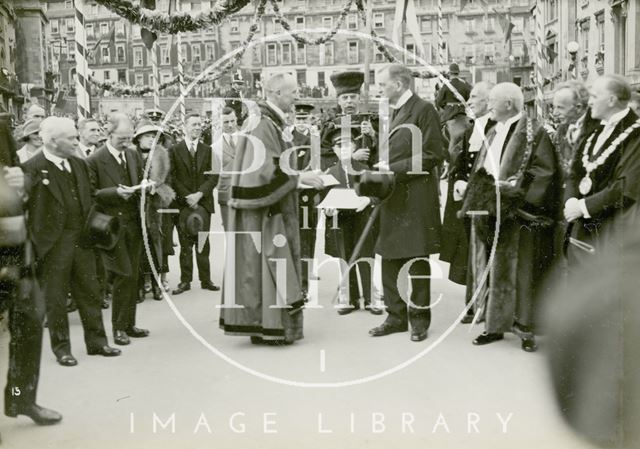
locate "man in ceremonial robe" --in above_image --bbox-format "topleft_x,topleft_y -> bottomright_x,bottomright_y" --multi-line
564,74 -> 640,263
461,83 -> 561,352
219,73 -> 323,344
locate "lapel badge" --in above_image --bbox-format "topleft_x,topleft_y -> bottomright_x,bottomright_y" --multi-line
41,169 -> 50,185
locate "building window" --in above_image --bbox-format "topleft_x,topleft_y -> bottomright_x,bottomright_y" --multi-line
546,0 -> 558,22
421,17 -> 432,33
68,42 -> 76,61
64,0 -> 72,8
297,69 -> 306,87
91,4 -> 98,15
579,20 -> 590,59
230,18 -> 239,33
294,16 -> 305,30
465,18 -> 475,33
86,23 -> 94,39
281,42 -> 292,64
596,13 -> 604,53
405,43 -> 416,65
66,18 -> 75,33
373,12 -> 384,29
104,70 -> 110,80
485,17 -> 495,33
424,41 -> 432,63
100,22 -> 109,36
252,46 -> 262,64
318,71 -> 325,88
135,74 -> 144,86
50,19 -> 59,34
102,46 -> 110,64
160,45 -> 169,64
116,44 -> 126,63
484,43 -> 495,64
115,20 -> 125,37
442,17 -> 449,32
347,41 -> 358,64
325,42 -> 334,65
205,44 -> 215,61
132,25 -> 141,39
322,16 -> 333,29
180,43 -> 189,61
266,43 -> 277,65
374,47 -> 385,63
296,43 -> 306,64
133,47 -> 143,67
118,69 -> 126,83
347,13 -> 358,30
192,44 -> 201,63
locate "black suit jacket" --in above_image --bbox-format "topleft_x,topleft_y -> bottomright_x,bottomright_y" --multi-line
170,140 -> 218,213
23,153 -> 94,260
376,93 -> 446,258
87,145 -> 144,276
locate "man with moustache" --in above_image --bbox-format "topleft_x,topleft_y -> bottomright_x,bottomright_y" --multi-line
368,64 -> 446,342
22,117 -> 120,365
564,74 -> 640,262
461,83 -> 560,352
170,113 -> 220,295
87,113 -> 150,346
219,73 -> 324,345
440,81 -> 495,322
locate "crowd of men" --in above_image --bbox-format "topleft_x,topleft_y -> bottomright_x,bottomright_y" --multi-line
1,61 -> 640,436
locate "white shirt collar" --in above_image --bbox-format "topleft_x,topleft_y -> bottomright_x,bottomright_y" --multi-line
106,141 -> 124,161
601,107 -> 630,127
390,90 -> 413,110
79,141 -> 94,154
265,100 -> 289,123
183,135 -> 199,150
42,147 -> 68,167
497,112 -> 522,129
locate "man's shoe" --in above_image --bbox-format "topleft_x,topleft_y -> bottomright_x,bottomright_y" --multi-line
56,354 -> 78,367
337,304 -> 359,315
5,403 -> 62,425
201,281 -> 220,291
521,338 -> 538,352
369,321 -> 408,337
87,345 -> 121,357
126,327 -> 149,338
472,332 -> 504,345
365,304 -> 384,315
460,314 -> 474,324
114,330 -> 130,346
410,329 -> 428,342
172,282 -> 191,295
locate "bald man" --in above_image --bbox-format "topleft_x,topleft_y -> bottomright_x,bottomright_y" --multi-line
22,117 -> 120,366
461,82 -> 560,352
219,73 -> 323,345
564,75 -> 640,263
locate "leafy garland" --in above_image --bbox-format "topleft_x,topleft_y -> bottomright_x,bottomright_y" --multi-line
93,0 -> 251,34
88,0 -> 266,97
270,0 -> 353,45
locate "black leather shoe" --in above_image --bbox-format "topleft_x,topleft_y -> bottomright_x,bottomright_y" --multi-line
521,338 -> 538,352
152,286 -> 163,301
337,304 -> 359,315
172,282 -> 191,295
56,354 -> 78,367
114,330 -> 130,345
87,345 -> 121,357
201,281 -> 220,291
472,332 -> 504,345
410,329 -> 428,342
125,327 -> 149,338
369,322 -> 408,337
365,304 -> 384,315
460,314 -> 474,324
5,403 -> 62,425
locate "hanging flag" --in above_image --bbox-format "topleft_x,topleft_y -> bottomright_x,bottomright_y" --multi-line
166,0 -> 175,51
493,8 -> 515,43
141,0 -> 158,50
392,0 -> 426,59
91,24 -> 116,58
546,44 -> 558,64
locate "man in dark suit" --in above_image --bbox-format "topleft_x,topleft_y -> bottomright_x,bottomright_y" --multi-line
1,117 -> 62,425
87,114 -> 149,346
23,117 -> 120,365
436,63 -> 472,157
369,64 -> 446,342
170,113 -> 219,294
214,107 -> 239,230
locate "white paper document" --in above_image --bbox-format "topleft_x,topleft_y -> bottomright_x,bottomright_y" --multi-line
298,174 -> 340,189
316,188 -> 369,210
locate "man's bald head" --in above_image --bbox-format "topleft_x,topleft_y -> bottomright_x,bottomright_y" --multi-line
263,73 -> 298,113
488,82 -> 524,122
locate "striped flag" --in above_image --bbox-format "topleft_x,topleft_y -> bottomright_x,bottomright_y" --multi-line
392,0 -> 425,59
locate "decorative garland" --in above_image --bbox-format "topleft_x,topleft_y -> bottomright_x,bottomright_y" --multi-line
93,0 -> 251,34
89,0 -> 266,97
270,0 -> 353,45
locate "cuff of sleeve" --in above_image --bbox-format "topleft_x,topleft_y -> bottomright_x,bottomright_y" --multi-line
578,198 -> 591,219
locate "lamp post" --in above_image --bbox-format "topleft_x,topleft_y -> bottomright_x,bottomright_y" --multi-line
567,41 -> 579,80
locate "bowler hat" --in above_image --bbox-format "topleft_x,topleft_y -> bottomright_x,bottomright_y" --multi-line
449,63 -> 460,75
179,205 -> 209,237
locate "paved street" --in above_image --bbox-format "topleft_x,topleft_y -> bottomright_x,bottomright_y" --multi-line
0,210 -> 594,449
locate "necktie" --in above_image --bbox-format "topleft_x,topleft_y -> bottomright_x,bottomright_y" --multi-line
119,152 -> 127,169
59,160 -> 70,173
85,148 -> 92,157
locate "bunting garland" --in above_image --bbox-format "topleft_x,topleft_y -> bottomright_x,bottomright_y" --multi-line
270,0 -> 353,45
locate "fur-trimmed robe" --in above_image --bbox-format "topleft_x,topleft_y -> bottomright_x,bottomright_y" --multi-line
460,116 -> 561,335
219,102 -> 304,343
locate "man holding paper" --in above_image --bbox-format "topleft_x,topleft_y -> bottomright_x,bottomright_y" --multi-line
369,64 -> 446,342
87,113 -> 150,346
